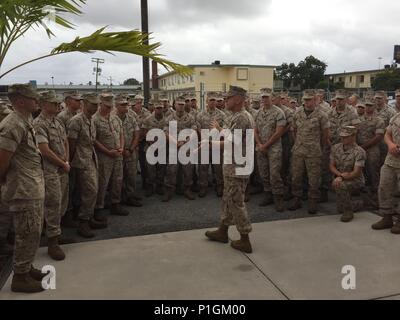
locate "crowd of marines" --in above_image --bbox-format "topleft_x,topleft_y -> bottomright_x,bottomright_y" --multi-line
1,82 -> 400,293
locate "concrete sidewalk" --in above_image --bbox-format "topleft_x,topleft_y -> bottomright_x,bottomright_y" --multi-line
1,212 -> 400,300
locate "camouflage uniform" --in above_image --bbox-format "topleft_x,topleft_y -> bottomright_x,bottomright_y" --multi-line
196,108 -> 225,190
0,104 -> 13,246
328,105 -> 361,146
33,114 -> 68,238
326,105 -> 360,194
378,113 -> 400,216
276,104 -> 294,194
130,107 -> 151,187
377,105 -> 396,165
57,108 -> 77,130
57,108 -> 80,215
164,112 -> 197,191
0,111 -> 45,274
118,112 -> 140,202
93,112 -> 124,209
291,107 -> 330,200
221,110 -> 253,234
319,101 -> 331,114
68,113 -> 98,221
142,113 -> 167,190
357,114 -> 385,194
330,142 -> 366,212
255,106 -> 286,195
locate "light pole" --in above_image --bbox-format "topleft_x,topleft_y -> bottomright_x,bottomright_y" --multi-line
141,0 -> 150,107
378,57 -> 382,70
51,76 -> 54,89
92,58 -> 105,91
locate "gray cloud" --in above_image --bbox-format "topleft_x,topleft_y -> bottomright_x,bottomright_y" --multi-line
1,0 -> 399,85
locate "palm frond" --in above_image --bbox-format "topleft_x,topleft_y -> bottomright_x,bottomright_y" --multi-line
0,0 -> 86,66
51,27 -> 193,76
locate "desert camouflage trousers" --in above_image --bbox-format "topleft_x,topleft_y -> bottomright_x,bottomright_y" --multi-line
165,163 -> 193,190
75,160 -> 98,221
44,172 -> 69,238
8,199 -> 44,274
145,145 -> 166,188
364,146 -> 381,194
333,180 -> 364,212
96,155 -> 123,209
291,154 -> 322,200
256,148 -> 284,195
0,194 -> 12,242
221,176 -> 252,234
198,164 -> 223,189
122,150 -> 138,201
379,164 -> 400,216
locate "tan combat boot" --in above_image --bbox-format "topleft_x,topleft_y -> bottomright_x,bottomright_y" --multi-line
48,236 -> 66,261
231,234 -> 253,254
274,195 -> 285,212
391,219 -> 400,234
259,192 -> 273,207
341,210 -> 354,223
11,273 -> 45,293
184,189 -> 195,200
198,187 -> 207,198
29,266 -> 50,281
308,199 -> 318,215
205,224 -> 229,243
77,220 -> 95,238
371,215 -> 393,230
289,197 -> 302,211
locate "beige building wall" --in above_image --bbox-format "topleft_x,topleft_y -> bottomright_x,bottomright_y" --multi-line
328,70 -> 382,90
158,65 -> 275,94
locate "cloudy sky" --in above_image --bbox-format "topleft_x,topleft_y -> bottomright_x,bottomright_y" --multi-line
1,0 -> 399,85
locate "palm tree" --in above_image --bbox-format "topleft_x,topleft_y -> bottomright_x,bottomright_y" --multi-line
0,0 -> 191,79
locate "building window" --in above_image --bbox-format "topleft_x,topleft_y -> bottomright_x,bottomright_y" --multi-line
237,68 -> 248,80
190,75 -> 194,82
339,77 -> 344,83
360,75 -> 365,83
200,71 -> 205,76
349,76 -> 352,82
371,77 -> 375,83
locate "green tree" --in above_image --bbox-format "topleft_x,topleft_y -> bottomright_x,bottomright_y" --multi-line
275,56 -> 327,90
372,68 -> 400,91
123,78 -> 140,85
0,0 -> 191,79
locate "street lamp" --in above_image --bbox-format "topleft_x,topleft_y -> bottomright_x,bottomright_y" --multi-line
378,57 -> 382,70
51,76 -> 54,89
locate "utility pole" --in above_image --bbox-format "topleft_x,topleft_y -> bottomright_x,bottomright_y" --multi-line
51,76 -> 54,89
141,0 -> 150,107
92,58 -> 105,91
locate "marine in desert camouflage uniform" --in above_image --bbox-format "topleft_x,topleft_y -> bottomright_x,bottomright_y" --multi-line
0,84 -> 47,293
205,86 -> 254,254
289,89 -> 330,214
330,126 -> 366,222
255,88 -> 287,212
